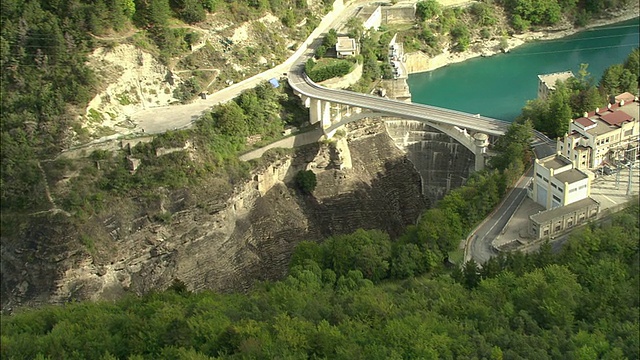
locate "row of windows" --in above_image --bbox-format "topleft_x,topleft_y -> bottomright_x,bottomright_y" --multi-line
539,210 -> 597,236
535,173 -> 550,183
551,182 -> 564,193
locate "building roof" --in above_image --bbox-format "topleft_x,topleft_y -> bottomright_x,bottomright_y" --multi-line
574,117 -> 596,128
615,92 -> 636,103
538,71 -> 574,90
586,120 -> 616,137
600,110 -> 633,126
530,197 -> 600,224
336,37 -> 357,52
554,168 -> 588,184
568,131 -> 583,139
541,154 -> 572,170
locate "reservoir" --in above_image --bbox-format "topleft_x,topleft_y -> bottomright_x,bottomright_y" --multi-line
407,17 -> 640,121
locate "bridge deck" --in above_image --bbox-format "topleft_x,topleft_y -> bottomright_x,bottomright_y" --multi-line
288,66 -> 510,137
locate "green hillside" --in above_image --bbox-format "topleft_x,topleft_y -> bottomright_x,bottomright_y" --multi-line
2,205 -> 638,359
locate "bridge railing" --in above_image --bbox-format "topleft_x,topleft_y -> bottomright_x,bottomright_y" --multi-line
298,72 -> 511,128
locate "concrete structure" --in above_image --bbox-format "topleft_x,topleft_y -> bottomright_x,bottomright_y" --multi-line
288,69 -> 509,171
388,34 -> 408,81
335,37 -> 358,58
381,3 -> 416,24
537,71 -> 573,99
556,94 -> 639,170
357,5 -> 382,31
529,197 -> 600,239
528,154 -> 592,210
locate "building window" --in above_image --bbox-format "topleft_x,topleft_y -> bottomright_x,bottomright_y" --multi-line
553,195 -> 561,202
543,177 -> 549,183
567,219 -> 573,228
555,223 -> 562,231
536,173 -> 542,179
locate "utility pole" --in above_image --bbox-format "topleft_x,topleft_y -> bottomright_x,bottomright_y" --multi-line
628,162 -> 634,196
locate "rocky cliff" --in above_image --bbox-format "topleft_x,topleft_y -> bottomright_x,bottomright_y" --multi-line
1,122 -> 427,312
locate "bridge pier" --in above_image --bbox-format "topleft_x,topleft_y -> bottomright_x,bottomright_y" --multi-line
473,133 -> 489,171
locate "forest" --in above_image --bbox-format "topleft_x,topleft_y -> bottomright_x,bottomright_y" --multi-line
1,204 -> 637,359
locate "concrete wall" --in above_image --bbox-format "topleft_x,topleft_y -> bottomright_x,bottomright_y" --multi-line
318,63 -> 363,90
382,5 -> 415,24
564,178 -> 590,205
363,6 -> 382,30
384,120 -> 474,204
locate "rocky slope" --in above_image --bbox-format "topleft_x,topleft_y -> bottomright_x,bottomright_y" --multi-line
1,122 -> 427,312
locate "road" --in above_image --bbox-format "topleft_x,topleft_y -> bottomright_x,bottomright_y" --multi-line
131,0 -> 511,137
465,168 -> 531,264
287,69 -> 510,136
130,0 -> 364,134
464,131 -> 558,264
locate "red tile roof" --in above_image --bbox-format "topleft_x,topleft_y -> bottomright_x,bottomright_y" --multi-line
600,111 -> 633,126
574,117 -> 595,127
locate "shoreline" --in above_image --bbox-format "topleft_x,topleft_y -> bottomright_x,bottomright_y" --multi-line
407,6 -> 640,75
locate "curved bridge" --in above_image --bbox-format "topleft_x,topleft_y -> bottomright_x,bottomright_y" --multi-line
287,63 -> 512,170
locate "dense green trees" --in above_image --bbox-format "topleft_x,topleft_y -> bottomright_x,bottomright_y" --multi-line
0,0 -> 323,212
2,205 -> 637,359
294,170 -> 317,194
600,48 -> 640,98
416,0 -> 442,21
520,50 -> 639,139
305,58 -> 355,82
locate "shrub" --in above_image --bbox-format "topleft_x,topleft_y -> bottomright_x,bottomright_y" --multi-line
295,170 -> 317,194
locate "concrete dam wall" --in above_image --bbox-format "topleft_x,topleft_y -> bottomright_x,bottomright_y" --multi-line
384,120 -> 475,204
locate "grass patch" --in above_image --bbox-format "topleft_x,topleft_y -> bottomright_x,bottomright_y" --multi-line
116,93 -> 134,106
448,248 -> 465,266
80,234 -> 96,254
87,108 -> 105,124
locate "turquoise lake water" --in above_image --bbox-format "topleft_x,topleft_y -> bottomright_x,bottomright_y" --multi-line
407,17 -> 640,121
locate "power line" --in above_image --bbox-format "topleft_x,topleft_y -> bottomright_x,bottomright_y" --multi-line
508,43 -> 639,56
536,33 -> 639,44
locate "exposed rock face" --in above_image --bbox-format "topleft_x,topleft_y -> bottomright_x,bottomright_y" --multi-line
1,122 -> 426,312
384,120 -> 475,204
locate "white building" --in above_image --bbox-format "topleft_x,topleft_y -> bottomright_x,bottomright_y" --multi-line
335,37 -> 358,58
557,93 -> 639,169
537,71 -> 574,100
528,154 -> 592,210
